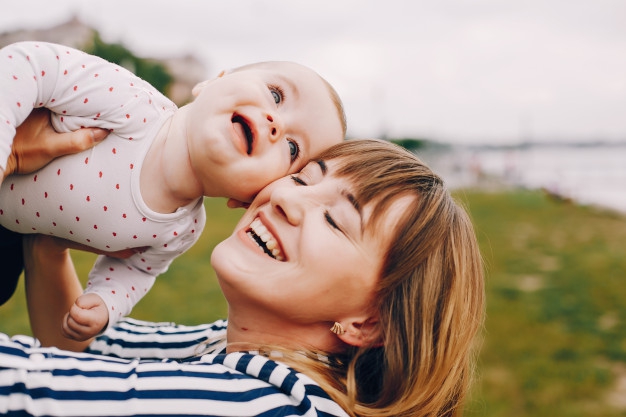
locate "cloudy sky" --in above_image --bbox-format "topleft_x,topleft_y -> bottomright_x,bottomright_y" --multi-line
2,0 -> 625,145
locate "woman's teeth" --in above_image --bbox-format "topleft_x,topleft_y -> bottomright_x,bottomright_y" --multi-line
248,218 -> 285,261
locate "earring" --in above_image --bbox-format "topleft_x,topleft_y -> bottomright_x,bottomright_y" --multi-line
330,322 -> 346,335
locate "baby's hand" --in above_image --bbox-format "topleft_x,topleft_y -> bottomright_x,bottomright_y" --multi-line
62,293 -> 109,341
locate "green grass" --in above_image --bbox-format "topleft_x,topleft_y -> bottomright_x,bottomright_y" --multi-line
458,188 -> 626,417
1,189 -> 625,416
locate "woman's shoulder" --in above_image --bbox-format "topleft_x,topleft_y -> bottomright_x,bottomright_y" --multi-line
198,351 -> 350,417
87,317 -> 229,360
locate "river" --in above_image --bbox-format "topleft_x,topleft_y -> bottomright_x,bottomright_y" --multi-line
418,143 -> 626,214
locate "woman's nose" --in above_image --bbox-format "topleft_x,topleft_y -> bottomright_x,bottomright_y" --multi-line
265,113 -> 284,143
270,184 -> 306,226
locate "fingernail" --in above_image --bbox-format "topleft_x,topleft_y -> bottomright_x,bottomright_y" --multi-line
91,128 -> 109,142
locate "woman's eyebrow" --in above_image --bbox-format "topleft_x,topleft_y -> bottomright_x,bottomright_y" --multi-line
315,159 -> 327,174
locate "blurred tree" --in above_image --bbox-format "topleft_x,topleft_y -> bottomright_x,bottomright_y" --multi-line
85,32 -> 173,95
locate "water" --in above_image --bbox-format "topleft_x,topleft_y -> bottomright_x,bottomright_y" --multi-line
419,144 -> 626,214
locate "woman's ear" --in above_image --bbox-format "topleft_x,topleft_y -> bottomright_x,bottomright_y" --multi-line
336,316 -> 383,347
191,71 -> 226,97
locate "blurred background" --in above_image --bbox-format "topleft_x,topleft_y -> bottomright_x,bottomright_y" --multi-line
1,1 -> 625,416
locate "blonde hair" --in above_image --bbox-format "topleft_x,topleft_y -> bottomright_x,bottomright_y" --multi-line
278,139 -> 485,416
231,61 -> 347,138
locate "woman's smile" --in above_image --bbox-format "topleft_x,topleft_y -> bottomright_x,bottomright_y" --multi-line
246,216 -> 285,261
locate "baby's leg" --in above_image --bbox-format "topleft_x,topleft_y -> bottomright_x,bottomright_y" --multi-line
0,225 -> 23,305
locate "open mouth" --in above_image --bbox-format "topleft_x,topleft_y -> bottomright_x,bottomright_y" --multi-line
246,217 -> 285,261
231,114 -> 253,155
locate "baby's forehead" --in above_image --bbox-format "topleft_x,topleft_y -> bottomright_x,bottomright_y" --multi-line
235,61 -> 317,78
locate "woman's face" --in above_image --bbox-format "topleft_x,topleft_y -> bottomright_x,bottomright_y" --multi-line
211,159 -> 408,333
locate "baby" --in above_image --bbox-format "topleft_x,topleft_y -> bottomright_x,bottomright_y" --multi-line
0,41 -> 345,340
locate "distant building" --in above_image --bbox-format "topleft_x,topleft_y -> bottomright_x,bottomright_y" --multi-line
0,17 -> 207,106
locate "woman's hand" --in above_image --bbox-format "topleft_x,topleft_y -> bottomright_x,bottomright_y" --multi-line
2,108 -> 109,180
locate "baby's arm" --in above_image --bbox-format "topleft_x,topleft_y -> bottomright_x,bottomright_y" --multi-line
0,41 -> 172,173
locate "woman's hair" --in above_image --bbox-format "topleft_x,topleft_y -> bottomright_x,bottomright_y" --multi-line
289,139 -> 485,417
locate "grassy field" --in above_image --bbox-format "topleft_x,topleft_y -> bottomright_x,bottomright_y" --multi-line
1,189 -> 625,416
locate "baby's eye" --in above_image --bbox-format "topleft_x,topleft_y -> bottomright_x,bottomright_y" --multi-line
269,85 -> 284,104
288,140 -> 300,162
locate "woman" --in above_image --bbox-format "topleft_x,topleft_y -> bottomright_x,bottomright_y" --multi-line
0,120 -> 485,416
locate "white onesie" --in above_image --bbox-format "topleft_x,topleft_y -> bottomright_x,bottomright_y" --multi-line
0,41 -> 206,328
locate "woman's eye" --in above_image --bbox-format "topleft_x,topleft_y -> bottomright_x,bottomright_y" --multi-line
288,140 -> 300,162
325,211 -> 341,231
290,175 -> 307,186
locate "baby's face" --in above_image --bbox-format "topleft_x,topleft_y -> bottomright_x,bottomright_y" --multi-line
185,62 -> 344,203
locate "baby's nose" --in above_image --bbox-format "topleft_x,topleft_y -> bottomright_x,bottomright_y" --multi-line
266,114 -> 284,142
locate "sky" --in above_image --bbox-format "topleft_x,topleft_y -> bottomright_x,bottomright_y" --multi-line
1,0 -> 625,145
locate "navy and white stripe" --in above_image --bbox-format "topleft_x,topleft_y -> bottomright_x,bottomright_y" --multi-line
0,318 -> 348,417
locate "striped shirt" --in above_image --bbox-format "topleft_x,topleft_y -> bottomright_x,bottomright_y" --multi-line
0,318 -> 348,417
